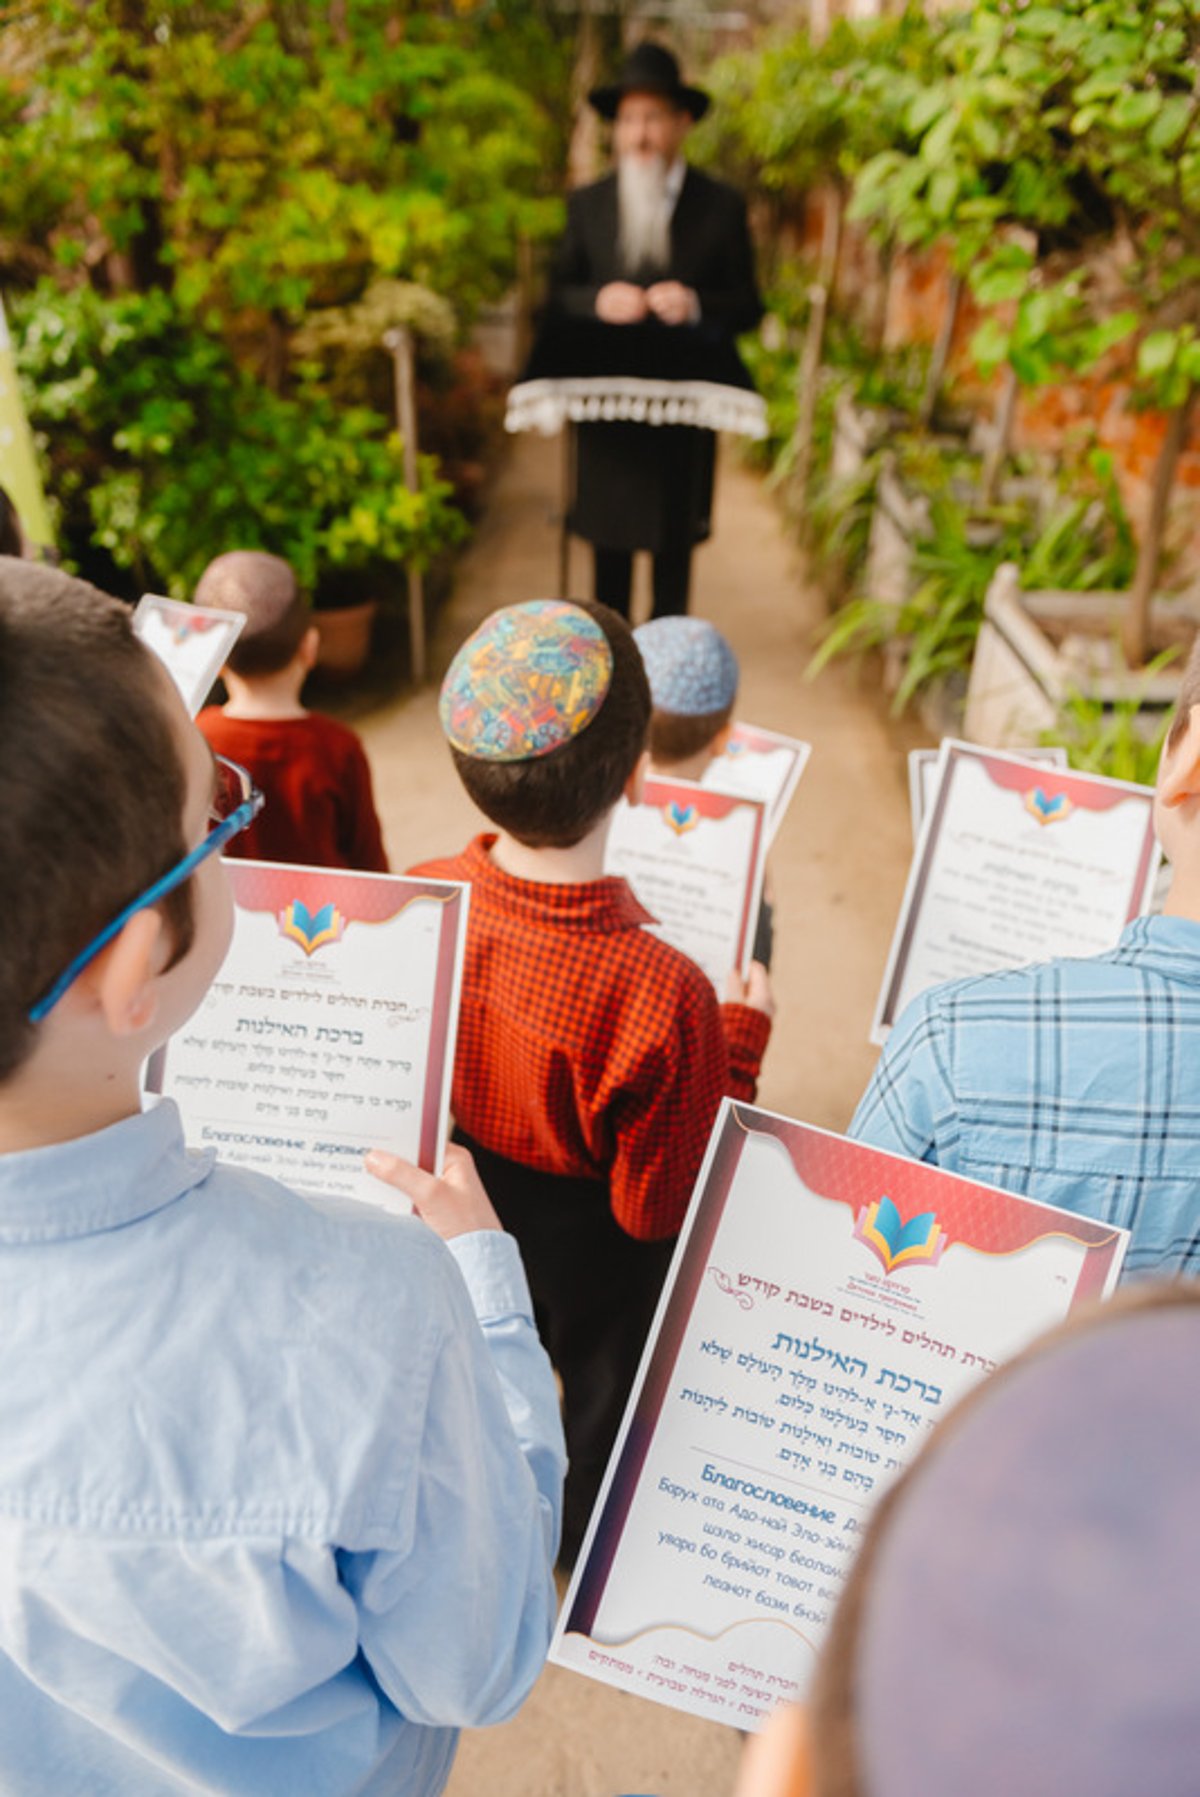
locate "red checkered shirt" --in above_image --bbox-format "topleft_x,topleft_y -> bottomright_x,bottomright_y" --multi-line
411,835 -> 771,1241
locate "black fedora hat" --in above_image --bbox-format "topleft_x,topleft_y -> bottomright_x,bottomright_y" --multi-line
588,42 -> 710,122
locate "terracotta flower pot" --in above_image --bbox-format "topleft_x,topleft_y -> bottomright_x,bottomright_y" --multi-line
312,599 -> 378,678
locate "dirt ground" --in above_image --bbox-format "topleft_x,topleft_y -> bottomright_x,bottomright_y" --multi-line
345,431 -> 924,1796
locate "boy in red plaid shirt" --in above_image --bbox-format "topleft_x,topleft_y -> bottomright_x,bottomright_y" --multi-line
413,597 -> 772,1561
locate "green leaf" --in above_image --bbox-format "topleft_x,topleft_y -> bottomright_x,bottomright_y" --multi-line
1110,89 -> 1162,132
971,247 -> 1035,304
969,315 -> 1011,376
1138,330 -> 1180,378
1149,94 -> 1192,151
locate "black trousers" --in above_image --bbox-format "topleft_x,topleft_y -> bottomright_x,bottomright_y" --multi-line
455,1129 -> 674,1565
593,545 -> 692,621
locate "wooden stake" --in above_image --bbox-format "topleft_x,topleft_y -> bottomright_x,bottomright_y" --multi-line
979,363 -> 1019,506
791,185 -> 843,515
1123,386 -> 1196,670
919,271 -> 961,430
383,324 -> 427,685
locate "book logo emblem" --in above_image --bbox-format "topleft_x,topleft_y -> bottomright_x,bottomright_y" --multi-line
664,800 -> 699,836
854,1194 -> 945,1276
278,899 -> 345,957
1024,786 -> 1072,827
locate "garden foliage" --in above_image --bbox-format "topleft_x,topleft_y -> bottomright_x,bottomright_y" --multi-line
0,0 -> 571,596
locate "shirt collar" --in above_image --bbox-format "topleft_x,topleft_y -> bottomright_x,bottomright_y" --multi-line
1117,913 -> 1200,982
463,834 -> 656,931
0,1098 -> 211,1244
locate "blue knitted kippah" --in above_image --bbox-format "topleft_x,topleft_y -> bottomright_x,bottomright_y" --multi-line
633,616 -> 738,717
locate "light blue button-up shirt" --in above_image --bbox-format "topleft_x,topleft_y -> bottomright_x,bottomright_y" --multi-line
0,1100 -> 565,1793
851,917 -> 1200,1278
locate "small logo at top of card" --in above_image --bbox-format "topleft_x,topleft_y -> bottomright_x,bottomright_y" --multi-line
1024,786 -> 1073,826
854,1194 -> 945,1276
278,899 -> 345,957
663,800 -> 699,835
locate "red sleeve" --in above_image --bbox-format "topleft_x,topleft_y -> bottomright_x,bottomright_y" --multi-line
605,974 -> 771,1245
718,1002 -> 771,1102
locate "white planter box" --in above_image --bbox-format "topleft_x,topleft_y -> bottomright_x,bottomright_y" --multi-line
964,563 -> 1198,748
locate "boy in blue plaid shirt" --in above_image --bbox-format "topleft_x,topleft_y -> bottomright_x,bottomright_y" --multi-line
851,641 -> 1200,1279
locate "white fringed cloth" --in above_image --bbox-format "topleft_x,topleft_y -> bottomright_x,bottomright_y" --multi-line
505,316 -> 767,441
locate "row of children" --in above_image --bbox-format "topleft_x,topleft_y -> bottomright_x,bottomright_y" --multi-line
3,540 -> 1200,1791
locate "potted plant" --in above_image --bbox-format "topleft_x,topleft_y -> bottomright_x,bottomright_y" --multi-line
309,443 -> 467,677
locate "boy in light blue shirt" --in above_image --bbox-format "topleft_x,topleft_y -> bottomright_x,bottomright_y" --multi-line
851,636 -> 1200,1279
0,561 -> 565,1794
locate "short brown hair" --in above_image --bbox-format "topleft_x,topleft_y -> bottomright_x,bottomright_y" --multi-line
450,598 -> 650,848
648,701 -> 733,767
0,562 -> 192,1079
193,550 -> 308,678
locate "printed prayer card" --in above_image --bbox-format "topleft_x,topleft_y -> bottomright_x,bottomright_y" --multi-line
874,740 -> 1159,1043
605,776 -> 768,990
147,863 -> 467,1204
552,1101 -> 1127,1728
703,722 -> 811,845
133,593 -> 245,717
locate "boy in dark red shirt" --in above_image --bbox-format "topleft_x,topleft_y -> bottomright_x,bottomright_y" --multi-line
195,551 -> 388,872
413,597 -> 772,1560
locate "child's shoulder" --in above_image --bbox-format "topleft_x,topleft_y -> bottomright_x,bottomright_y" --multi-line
194,1153 -> 458,1330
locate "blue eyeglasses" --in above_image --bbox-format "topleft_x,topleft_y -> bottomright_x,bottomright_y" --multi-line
28,755 -> 264,1024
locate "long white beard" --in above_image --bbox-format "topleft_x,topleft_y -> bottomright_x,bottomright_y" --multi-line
617,155 -> 671,277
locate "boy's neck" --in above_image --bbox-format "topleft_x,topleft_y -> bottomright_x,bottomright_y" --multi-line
489,813 -> 614,885
0,1045 -> 143,1154
650,751 -> 711,785
221,666 -> 308,721
1163,864 -> 1200,922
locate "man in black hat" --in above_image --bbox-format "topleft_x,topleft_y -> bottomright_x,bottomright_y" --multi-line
549,42 -> 763,620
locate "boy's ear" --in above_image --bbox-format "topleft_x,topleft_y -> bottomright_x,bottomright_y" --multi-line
84,908 -> 169,1037
299,626 -> 321,670
1159,703 -> 1200,809
625,748 -> 650,807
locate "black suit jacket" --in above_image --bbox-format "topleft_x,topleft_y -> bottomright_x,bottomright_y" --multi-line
549,166 -> 763,337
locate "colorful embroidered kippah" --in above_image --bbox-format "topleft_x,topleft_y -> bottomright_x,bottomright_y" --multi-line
633,616 -> 738,717
439,599 -> 613,762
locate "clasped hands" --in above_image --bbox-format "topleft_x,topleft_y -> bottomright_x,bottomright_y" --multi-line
595,280 -> 697,326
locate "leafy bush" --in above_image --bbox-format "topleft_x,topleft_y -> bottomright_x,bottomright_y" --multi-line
1041,667 -> 1177,788
808,454 -> 1136,715
13,281 -> 465,601
0,2 -> 568,600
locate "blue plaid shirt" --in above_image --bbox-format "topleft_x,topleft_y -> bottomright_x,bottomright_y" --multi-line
850,916 -> 1200,1279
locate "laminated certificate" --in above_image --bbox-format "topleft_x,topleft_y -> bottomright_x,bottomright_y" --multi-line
552,1101 -> 1127,1728
873,740 -> 1159,1043
133,593 -> 245,716
703,723 -> 811,844
907,741 -> 1066,843
605,777 -> 768,989
147,862 -> 467,1199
